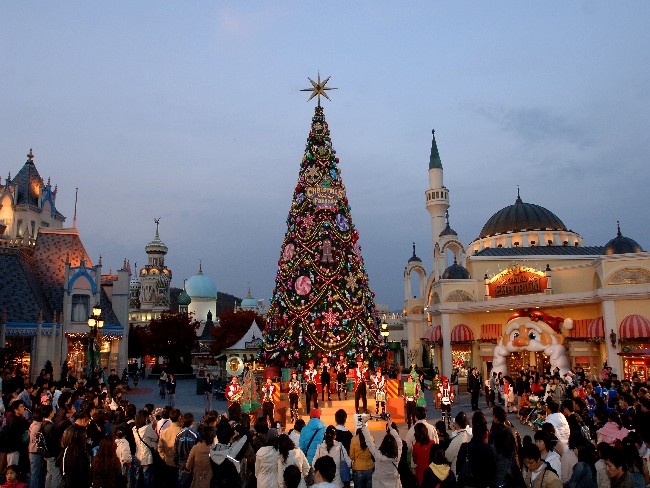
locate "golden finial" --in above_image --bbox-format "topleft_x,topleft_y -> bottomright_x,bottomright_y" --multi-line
301,72 -> 337,107
27,148 -> 34,161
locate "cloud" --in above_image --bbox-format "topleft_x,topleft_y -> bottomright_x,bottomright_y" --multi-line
470,103 -> 592,148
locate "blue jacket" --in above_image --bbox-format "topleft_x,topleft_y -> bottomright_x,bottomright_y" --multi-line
299,418 -> 326,464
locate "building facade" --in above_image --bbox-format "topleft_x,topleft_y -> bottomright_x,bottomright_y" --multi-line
404,133 -> 650,382
0,150 -> 129,381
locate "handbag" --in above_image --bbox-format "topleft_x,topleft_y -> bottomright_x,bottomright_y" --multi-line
339,445 -> 351,483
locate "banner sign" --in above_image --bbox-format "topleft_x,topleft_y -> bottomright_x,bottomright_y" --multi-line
488,264 -> 547,298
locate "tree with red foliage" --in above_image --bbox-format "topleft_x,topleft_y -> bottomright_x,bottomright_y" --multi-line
211,310 -> 266,355
140,312 -> 200,372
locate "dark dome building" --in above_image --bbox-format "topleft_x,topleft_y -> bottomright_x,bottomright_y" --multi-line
469,191 -> 584,253
441,259 -> 470,279
603,222 -> 644,255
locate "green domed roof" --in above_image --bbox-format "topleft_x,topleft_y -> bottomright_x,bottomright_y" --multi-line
177,290 -> 191,306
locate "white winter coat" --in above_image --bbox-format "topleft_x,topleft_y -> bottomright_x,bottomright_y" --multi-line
255,445 -> 280,488
362,425 -> 402,488
312,441 -> 351,488
133,424 -> 158,466
278,448 -> 310,488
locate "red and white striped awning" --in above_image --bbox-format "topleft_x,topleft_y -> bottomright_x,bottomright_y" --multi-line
480,323 -> 502,341
451,323 -> 474,344
619,315 -> 650,340
566,319 -> 592,339
425,325 -> 442,343
587,317 -> 604,338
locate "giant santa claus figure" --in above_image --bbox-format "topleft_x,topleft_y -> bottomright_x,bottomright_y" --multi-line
492,310 -> 573,377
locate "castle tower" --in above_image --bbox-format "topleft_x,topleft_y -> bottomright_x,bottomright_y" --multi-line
138,219 -> 172,310
424,130 -> 450,277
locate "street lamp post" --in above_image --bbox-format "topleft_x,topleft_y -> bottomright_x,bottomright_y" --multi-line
380,322 -> 390,369
87,305 -> 104,375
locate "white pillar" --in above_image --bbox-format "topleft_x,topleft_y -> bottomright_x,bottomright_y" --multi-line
441,313 -> 452,378
602,300 -> 621,376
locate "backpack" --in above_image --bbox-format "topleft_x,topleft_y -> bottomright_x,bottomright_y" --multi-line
35,424 -> 50,457
544,461 -> 558,477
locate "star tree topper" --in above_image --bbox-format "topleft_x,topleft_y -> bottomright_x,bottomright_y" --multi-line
301,72 -> 337,106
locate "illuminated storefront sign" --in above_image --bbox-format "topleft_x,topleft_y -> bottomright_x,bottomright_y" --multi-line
488,264 -> 547,298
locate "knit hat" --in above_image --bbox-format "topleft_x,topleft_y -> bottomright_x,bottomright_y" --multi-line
310,408 -> 320,419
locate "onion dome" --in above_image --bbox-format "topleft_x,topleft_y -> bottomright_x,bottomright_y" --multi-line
479,190 -> 567,239
186,262 -> 217,299
439,210 -> 457,237
442,259 -> 470,279
408,242 -> 422,263
145,219 -> 168,254
177,289 -> 192,306
240,287 -> 257,310
603,222 -> 644,255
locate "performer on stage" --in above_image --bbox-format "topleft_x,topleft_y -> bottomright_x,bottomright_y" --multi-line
288,370 -> 302,422
354,358 -> 369,414
225,375 -> 243,417
304,359 -> 319,413
437,375 -> 455,429
261,377 -> 277,426
335,353 -> 348,400
372,367 -> 387,417
404,374 -> 419,429
320,358 -> 331,402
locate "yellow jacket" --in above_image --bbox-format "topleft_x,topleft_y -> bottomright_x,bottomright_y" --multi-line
158,422 -> 182,467
350,433 -> 375,471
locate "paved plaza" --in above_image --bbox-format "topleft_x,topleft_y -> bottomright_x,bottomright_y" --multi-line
123,377 -> 534,440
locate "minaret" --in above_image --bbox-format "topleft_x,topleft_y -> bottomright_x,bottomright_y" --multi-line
424,130 -> 450,266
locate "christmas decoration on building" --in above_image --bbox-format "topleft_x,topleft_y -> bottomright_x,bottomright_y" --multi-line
262,76 -> 384,366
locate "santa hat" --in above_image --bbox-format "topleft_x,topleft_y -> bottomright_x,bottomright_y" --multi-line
376,367 -> 382,373
339,352 -> 345,357
442,376 -> 449,383
356,356 -> 363,363
308,360 -> 315,366
291,370 -> 297,376
509,309 -> 573,333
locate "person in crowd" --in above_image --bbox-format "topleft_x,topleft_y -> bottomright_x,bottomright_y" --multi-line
597,411 -> 630,446
349,428 -> 373,488
289,419 -> 305,449
564,441 -> 597,488
158,408 -> 182,487
360,420 -> 401,488
522,443 -> 562,488
209,421 -> 251,488
5,400 -> 29,467
312,425 -> 351,488
603,446 -> 635,488
184,425 -> 214,488
545,399 -> 570,449
420,448 -> 456,488
595,443 -> 612,488
203,374 -> 213,413
91,437 -> 125,488
132,410 -> 158,488
412,423 -> 436,485
40,404 -> 63,488
255,427 -> 280,488
534,430 -> 562,476
333,409 -> 353,455
404,406 -> 438,453
491,422 -> 524,488
2,465 -> 26,488
175,412 -> 198,488
456,422 -> 496,488
283,465 -> 302,488
277,433 -> 310,488
60,423 -> 91,488
560,434 -> 580,484
311,455 -> 338,488
445,412 -> 472,474
435,420 -> 451,450
166,374 -> 176,408
114,426 -> 132,488
27,406 -> 44,488
299,409 -> 326,465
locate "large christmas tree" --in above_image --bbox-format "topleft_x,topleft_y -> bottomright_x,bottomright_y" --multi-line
262,76 -> 384,367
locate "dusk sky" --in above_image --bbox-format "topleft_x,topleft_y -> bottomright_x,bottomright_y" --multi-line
1,3 -> 649,311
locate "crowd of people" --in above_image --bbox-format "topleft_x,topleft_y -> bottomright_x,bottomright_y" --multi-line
0,362 -> 649,488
